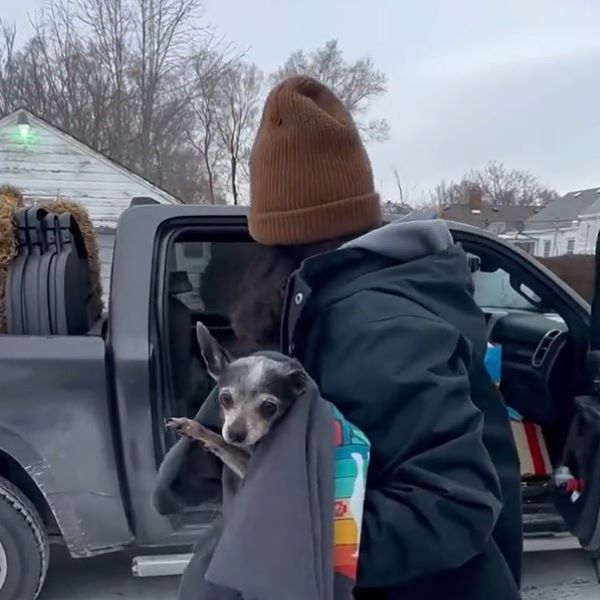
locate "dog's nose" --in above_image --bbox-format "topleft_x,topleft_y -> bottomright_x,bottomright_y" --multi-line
228,428 -> 247,444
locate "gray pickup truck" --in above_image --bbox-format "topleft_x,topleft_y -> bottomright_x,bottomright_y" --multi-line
0,200 -> 599,599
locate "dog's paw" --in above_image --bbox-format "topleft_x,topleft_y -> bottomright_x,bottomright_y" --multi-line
165,417 -> 200,439
165,418 -> 223,449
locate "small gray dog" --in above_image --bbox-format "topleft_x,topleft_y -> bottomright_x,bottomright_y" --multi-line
166,322 -> 307,479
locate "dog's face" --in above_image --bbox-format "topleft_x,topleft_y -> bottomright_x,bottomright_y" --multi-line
196,323 -> 307,448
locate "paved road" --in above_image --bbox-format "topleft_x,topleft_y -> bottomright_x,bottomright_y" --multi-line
38,548 -> 179,600
38,546 -> 598,600
521,550 -> 598,600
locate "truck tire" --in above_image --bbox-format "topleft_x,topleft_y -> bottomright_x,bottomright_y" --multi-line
0,477 -> 49,599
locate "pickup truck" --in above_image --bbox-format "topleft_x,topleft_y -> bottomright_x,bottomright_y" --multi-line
0,199 -> 599,599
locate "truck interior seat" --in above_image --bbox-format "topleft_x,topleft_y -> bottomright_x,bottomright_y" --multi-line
199,243 -> 242,322
167,271 -> 199,412
198,242 -> 270,352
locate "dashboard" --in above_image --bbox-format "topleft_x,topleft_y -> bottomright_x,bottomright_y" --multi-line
486,310 -> 569,429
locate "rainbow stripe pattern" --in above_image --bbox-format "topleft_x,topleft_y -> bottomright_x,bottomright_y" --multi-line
331,405 -> 370,581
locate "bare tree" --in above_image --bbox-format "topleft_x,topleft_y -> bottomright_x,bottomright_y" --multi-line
272,40 -> 389,142
35,2 -> 115,149
393,166 -> 411,205
186,46 -> 234,203
0,22 -> 17,114
187,78 -> 224,203
383,166 -> 413,215
0,0 -> 237,203
429,162 -> 558,208
214,60 -> 263,204
470,161 -> 558,206
76,0 -> 132,157
537,188 -> 561,205
131,0 -> 204,175
428,179 -> 467,209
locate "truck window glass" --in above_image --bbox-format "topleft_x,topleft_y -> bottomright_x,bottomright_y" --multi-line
170,240 -> 256,319
472,267 -> 539,312
161,237 -> 258,422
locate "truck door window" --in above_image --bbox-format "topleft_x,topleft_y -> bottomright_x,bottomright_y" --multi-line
472,267 -> 540,312
170,240 -> 256,322
160,235 -> 258,423
171,241 -> 212,312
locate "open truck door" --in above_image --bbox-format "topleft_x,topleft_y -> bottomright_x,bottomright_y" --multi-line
554,231 -> 600,559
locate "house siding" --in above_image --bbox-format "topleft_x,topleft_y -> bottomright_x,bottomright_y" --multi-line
527,217 -> 600,257
520,188 -> 600,257
524,227 -> 584,257
0,110 -> 180,306
96,232 -> 115,309
578,215 -> 600,254
0,111 -> 178,229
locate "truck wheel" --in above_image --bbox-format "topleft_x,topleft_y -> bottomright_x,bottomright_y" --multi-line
0,477 -> 49,599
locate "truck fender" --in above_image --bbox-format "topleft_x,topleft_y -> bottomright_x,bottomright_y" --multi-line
0,425 -> 132,557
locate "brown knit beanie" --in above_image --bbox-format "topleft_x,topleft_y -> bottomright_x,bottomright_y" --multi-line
249,76 -> 382,245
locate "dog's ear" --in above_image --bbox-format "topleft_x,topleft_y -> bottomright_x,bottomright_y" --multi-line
286,359 -> 308,398
196,322 -> 232,380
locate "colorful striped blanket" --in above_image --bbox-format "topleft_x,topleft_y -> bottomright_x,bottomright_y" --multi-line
485,342 -> 552,478
331,405 -> 371,581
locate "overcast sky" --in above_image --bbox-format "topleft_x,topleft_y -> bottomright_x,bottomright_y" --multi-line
4,0 -> 600,204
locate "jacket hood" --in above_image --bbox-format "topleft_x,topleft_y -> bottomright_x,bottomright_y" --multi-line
291,213 -> 482,359
342,216 -> 453,264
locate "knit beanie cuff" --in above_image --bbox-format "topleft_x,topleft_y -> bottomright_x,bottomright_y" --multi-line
249,192 -> 382,245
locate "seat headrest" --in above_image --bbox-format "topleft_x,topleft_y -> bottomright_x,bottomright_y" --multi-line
169,271 -> 192,295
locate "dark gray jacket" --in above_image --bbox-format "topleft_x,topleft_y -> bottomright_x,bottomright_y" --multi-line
282,218 -> 522,599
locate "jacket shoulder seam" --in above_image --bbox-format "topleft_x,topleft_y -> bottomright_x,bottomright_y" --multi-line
358,311 -> 453,327
326,292 -> 454,330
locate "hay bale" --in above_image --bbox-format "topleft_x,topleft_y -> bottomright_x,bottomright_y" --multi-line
41,199 -> 104,319
0,185 -> 24,205
0,191 -> 24,333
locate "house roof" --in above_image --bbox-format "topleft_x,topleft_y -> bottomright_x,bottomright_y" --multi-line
439,203 -> 540,231
0,108 -> 181,206
525,187 -> 600,230
579,188 -> 600,216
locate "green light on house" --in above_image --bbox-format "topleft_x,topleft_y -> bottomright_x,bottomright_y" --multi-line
16,112 -> 34,144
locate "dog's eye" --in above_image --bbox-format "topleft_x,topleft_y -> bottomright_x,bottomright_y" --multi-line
259,400 -> 278,420
219,392 -> 233,409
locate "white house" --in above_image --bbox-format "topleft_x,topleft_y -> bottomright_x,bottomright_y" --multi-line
0,109 -> 180,305
506,187 -> 600,257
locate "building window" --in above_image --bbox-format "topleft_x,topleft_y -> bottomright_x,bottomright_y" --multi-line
566,238 -> 575,255
489,222 -> 506,235
514,241 -> 535,255
543,240 -> 551,257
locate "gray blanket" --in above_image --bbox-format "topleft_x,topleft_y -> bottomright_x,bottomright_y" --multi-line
153,374 -> 356,600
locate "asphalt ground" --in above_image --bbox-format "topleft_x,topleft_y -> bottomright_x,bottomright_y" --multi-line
37,546 -> 599,600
